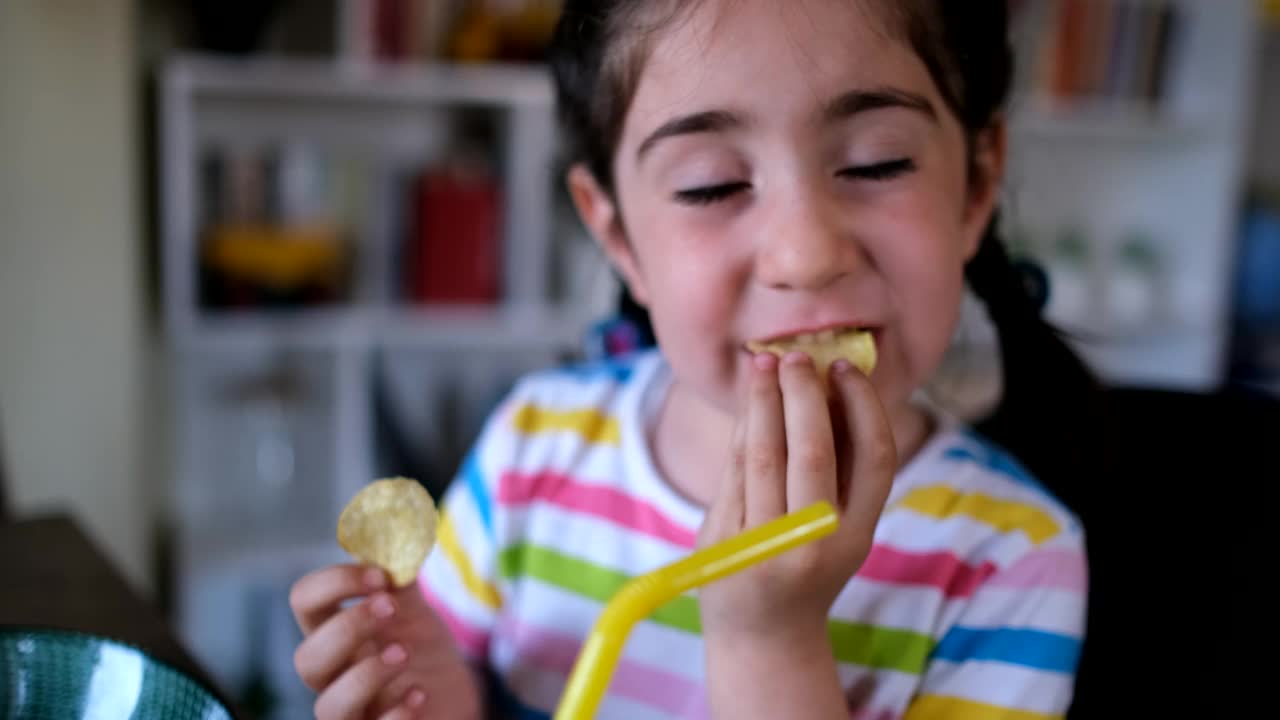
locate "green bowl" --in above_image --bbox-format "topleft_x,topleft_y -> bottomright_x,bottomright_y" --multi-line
0,628 -> 234,719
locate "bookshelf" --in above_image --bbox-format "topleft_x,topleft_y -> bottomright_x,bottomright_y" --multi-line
161,56 -> 584,339
997,0 -> 1261,390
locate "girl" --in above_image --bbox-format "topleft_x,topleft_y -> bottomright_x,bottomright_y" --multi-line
290,1 -> 1093,718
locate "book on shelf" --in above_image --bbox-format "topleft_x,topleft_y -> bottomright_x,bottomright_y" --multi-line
1016,0 -> 1184,109
341,0 -> 561,64
1264,0 -> 1280,26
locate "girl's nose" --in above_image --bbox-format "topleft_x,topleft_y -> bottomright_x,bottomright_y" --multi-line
754,189 -> 857,292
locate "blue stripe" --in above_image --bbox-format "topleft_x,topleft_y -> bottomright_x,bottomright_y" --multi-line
931,626 -> 1081,674
492,679 -> 552,720
554,356 -> 637,383
461,451 -> 493,537
946,433 -> 1047,494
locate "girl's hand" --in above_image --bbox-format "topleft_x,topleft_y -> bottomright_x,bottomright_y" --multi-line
697,351 -> 896,645
289,564 -> 482,720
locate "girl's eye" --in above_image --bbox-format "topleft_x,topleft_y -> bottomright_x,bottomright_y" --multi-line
839,158 -> 917,181
673,182 -> 751,206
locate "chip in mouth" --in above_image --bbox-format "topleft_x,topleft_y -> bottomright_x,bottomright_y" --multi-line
337,477 -> 439,588
747,328 -> 877,381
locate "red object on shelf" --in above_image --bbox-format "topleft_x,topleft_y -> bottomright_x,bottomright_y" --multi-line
408,165 -> 502,304
373,0 -> 411,62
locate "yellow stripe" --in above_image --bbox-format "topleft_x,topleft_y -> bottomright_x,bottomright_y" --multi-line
894,485 -> 1061,545
437,514 -> 502,610
509,403 -> 621,446
904,695 -> 1061,720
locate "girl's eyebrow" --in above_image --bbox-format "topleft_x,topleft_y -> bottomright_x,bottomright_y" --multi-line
636,109 -> 747,163
823,87 -> 937,123
635,86 -> 936,164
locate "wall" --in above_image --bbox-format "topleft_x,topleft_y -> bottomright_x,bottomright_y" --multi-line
0,0 -> 150,590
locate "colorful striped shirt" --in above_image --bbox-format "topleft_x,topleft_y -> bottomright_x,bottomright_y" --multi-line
421,350 -> 1087,719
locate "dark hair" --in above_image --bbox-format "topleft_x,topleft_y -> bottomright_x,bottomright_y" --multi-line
548,0 -> 1100,503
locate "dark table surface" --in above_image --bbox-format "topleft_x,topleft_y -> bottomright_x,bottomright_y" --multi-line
0,513 -> 237,713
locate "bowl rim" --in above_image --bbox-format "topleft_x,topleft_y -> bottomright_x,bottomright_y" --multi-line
0,623 -> 242,718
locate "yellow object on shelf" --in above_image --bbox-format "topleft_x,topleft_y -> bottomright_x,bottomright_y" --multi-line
1264,0 -> 1280,25
450,5 -> 501,62
203,224 -> 345,291
553,502 -> 839,720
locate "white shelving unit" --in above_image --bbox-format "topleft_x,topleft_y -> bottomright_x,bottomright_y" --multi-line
1002,0 -> 1261,390
162,55 -> 584,341
159,55 -> 612,708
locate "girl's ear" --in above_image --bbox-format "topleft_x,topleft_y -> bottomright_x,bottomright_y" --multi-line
962,118 -> 1008,261
567,163 -> 651,305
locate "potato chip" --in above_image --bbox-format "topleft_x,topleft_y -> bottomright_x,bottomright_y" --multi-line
337,477 -> 439,587
747,329 -> 877,383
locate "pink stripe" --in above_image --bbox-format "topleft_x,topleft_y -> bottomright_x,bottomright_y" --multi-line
498,470 -> 697,548
499,615 -> 707,717
857,545 -> 997,598
420,579 -> 490,659
987,547 -> 1087,593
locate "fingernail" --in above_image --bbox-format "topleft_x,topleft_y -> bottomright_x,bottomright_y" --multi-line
381,643 -> 407,665
370,595 -> 395,619
783,351 -> 811,366
753,352 -> 778,370
407,689 -> 426,708
364,568 -> 386,589
831,359 -> 853,376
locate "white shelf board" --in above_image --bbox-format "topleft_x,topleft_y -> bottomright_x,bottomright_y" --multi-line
1050,316 -> 1219,346
170,55 -> 554,108
173,304 -> 595,352
953,316 -> 1227,391
1009,97 -> 1212,143
1068,323 -> 1229,391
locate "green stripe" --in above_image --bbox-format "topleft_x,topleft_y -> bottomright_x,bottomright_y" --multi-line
498,543 -> 933,674
827,619 -> 932,674
499,542 -> 701,631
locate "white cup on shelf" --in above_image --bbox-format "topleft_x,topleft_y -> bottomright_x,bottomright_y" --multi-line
1043,226 -> 1094,331
1106,232 -> 1163,333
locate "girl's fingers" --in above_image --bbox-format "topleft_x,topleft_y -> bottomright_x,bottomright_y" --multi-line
376,688 -> 427,720
314,644 -> 409,720
377,707 -> 416,720
291,564 -> 388,634
778,352 -> 838,511
829,361 -> 897,535
744,352 -> 786,526
295,593 -> 398,690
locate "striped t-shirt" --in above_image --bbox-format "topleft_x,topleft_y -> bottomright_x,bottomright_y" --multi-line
421,350 -> 1086,719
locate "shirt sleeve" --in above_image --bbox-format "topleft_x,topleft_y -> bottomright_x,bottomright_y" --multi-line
418,407 -> 510,664
903,524 -> 1088,720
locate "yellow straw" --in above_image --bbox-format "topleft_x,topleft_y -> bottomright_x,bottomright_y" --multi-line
553,501 -> 839,720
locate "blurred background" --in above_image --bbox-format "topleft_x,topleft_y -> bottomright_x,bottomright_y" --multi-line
1,0 -> 1277,716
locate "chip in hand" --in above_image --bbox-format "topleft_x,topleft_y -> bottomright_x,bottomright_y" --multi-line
337,477 -> 439,587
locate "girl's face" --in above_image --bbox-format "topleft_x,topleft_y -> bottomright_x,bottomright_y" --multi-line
572,0 -> 1004,416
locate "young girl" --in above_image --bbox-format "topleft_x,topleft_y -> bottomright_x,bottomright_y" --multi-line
290,1 -> 1092,718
